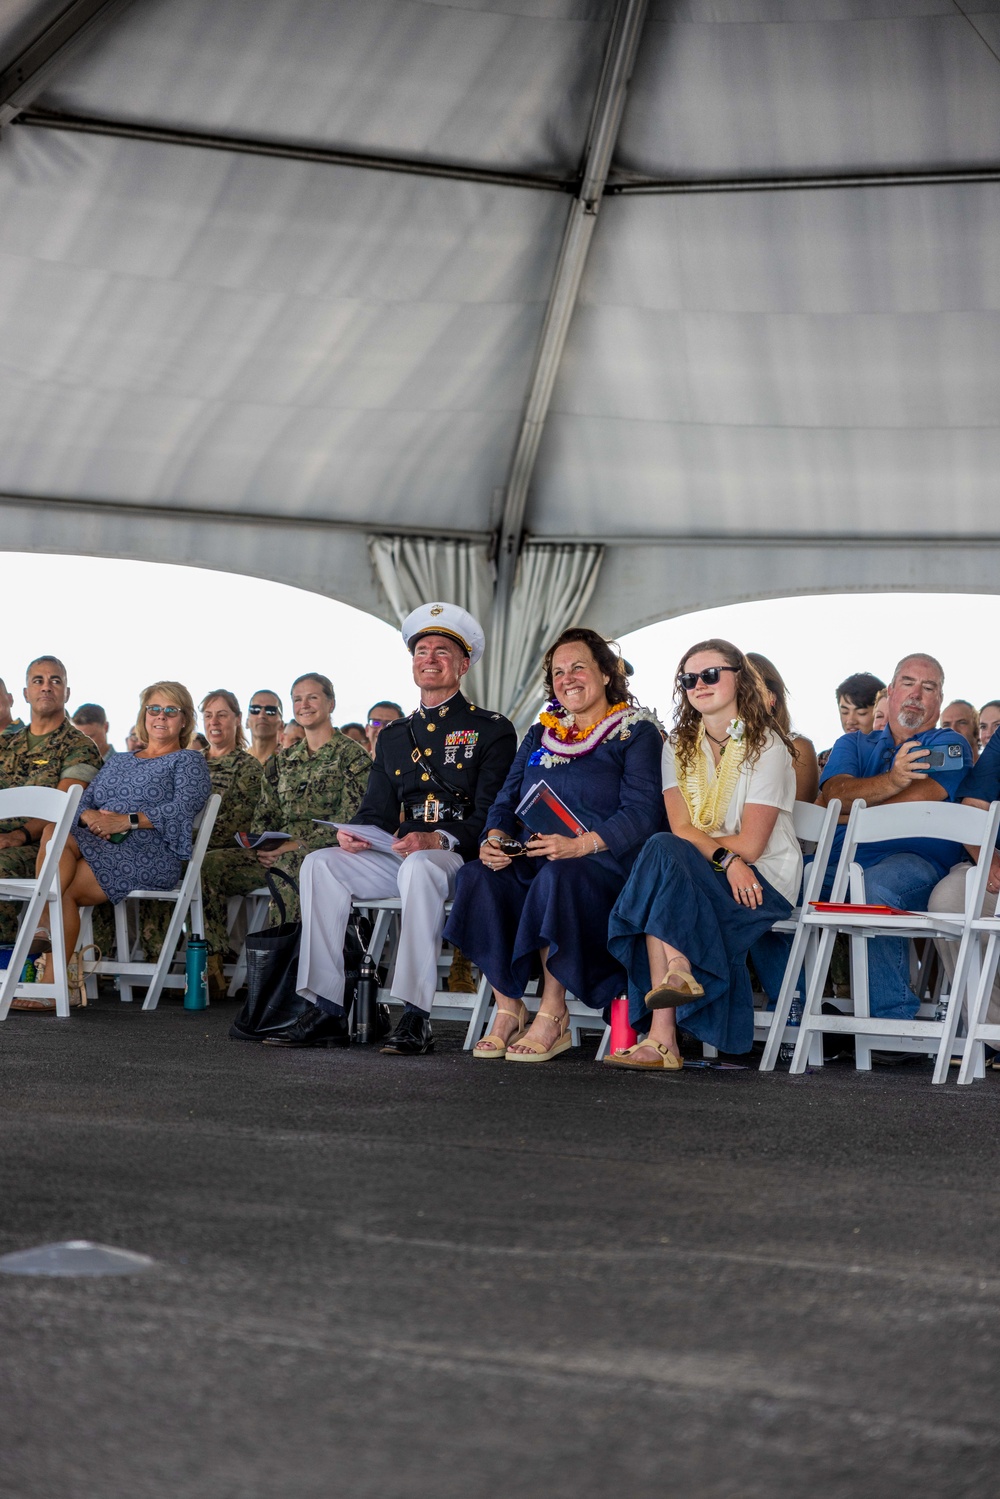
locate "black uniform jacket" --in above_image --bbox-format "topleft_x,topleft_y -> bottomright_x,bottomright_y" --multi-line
355,691 -> 517,861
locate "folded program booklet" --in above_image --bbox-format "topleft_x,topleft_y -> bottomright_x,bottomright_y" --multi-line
515,780 -> 589,838
313,820 -> 402,856
235,831 -> 291,852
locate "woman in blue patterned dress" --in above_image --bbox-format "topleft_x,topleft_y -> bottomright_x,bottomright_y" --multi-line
44,681 -> 211,962
444,629 -> 665,1062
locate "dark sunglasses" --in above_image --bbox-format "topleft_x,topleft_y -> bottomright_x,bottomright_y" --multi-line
248,704 -> 281,716
678,666 -> 740,690
146,704 -> 181,717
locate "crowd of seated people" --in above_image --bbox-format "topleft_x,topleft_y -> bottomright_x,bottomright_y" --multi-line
1,624 -> 997,1068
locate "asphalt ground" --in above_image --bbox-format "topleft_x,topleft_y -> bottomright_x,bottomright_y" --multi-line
1,991 -> 998,1499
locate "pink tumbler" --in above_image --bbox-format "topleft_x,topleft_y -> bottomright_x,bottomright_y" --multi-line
609,995 -> 636,1054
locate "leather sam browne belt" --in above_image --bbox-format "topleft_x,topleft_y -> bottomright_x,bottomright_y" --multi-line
403,795 -> 466,824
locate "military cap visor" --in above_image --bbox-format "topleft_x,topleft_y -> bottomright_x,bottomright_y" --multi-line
408,626 -> 472,656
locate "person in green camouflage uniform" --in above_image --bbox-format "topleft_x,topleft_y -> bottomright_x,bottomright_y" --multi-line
0,657 -> 103,942
197,746 -> 264,957
254,673 -> 372,924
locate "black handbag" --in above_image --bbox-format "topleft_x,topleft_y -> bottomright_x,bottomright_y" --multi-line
229,869 -> 372,1042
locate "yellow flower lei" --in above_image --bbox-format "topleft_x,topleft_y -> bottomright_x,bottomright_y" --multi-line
677,725 -> 748,833
539,700 -> 629,743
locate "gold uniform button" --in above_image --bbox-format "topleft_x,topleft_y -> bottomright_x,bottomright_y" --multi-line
395,769 -> 401,776
427,723 -> 436,732
424,748 -> 432,757
421,773 -> 430,781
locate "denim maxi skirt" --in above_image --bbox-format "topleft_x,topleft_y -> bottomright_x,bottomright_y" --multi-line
445,853 -> 631,1012
607,833 -> 792,1054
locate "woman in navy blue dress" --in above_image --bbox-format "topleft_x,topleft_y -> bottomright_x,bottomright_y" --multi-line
44,681 -> 210,964
444,629 -> 665,1062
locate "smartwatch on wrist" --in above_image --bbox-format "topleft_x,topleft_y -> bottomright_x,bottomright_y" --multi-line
129,813 -> 140,831
711,846 -> 736,872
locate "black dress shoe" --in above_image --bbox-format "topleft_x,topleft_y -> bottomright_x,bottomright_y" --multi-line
381,1009 -> 433,1055
262,1006 -> 350,1048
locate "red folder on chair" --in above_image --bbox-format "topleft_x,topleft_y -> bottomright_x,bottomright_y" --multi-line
809,901 -> 911,916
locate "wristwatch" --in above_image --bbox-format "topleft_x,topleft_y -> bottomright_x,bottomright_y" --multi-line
129,813 -> 140,830
711,846 -> 736,872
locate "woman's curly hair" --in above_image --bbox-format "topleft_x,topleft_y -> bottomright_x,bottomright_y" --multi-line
542,628 -> 636,709
671,639 -> 794,773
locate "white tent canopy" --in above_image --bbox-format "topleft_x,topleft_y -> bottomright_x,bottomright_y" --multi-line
1,0 -> 998,719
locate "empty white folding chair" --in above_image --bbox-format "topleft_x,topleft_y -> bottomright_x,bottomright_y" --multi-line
788,799 -> 1000,1083
0,784 -> 83,1020
758,798 -> 842,1071
79,793 -> 221,1011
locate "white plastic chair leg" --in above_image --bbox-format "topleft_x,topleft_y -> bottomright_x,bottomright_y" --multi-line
114,901 -> 135,1004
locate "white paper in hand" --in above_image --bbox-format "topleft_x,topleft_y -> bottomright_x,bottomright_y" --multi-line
313,821 -> 402,856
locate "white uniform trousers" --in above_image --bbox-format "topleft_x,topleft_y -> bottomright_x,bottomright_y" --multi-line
297,846 -> 464,1015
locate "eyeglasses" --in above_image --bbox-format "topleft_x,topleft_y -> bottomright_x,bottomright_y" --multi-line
486,835 -> 528,857
367,718 -> 395,728
146,704 -> 181,717
248,704 -> 281,716
678,667 -> 740,690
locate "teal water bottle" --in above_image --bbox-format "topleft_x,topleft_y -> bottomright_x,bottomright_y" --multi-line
184,938 -> 209,1010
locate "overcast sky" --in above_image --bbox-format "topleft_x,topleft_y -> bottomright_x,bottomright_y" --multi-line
2,553 -> 996,752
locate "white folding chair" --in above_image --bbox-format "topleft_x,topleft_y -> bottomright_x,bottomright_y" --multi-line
0,784 -> 83,1020
758,798 -> 842,1071
79,793 -> 221,1011
353,896 -> 485,1027
956,870 -> 1000,1084
349,897 -> 610,1049
789,799 -> 1000,1083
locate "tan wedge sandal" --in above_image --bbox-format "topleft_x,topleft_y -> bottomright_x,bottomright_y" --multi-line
504,1007 -> 573,1064
473,1000 -> 528,1059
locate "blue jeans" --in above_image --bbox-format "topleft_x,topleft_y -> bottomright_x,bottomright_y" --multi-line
835,852 -> 940,1019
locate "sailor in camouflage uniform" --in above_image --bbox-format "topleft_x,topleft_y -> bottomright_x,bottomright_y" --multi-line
197,744 -> 265,957
265,603 -> 516,1056
0,657 -> 103,944
252,673 -> 373,925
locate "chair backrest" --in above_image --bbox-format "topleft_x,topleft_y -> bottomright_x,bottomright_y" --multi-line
795,798 -> 841,906
189,794 -> 221,867
830,798 -> 1000,905
848,799 -> 997,847
792,800 -> 830,843
0,785 -> 79,825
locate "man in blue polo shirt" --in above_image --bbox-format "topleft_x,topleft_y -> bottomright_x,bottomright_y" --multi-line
819,653 -> 971,1019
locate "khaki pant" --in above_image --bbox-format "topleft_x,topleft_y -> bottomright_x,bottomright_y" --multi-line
928,863 -> 1000,1025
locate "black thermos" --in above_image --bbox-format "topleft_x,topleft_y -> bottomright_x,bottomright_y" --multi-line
353,956 -> 379,1045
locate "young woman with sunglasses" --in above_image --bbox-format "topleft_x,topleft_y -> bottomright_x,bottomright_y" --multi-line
606,640 -> 801,1070
42,681 -> 210,970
